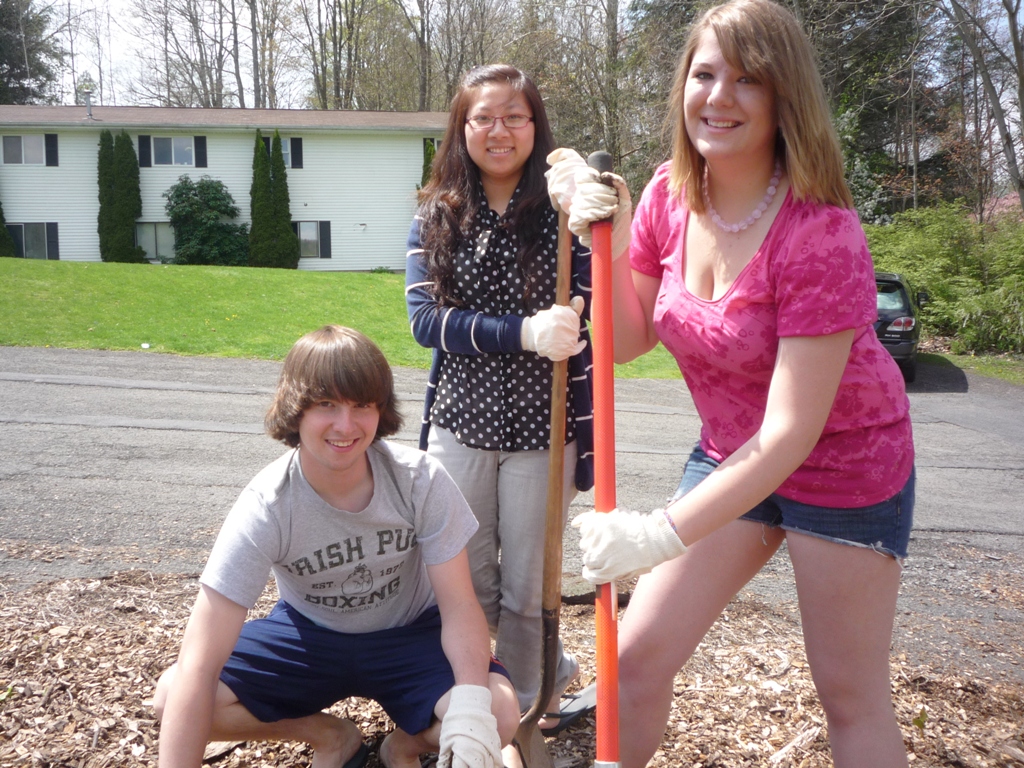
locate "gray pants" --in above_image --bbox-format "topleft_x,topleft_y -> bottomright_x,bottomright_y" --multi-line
427,425 -> 578,711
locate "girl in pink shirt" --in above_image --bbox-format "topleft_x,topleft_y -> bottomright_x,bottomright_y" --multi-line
548,0 -> 914,766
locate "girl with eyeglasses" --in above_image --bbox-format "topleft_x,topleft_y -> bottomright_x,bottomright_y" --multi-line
404,64 -> 595,755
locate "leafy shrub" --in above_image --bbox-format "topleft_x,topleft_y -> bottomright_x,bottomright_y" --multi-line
164,175 -> 248,267
864,202 -> 1024,353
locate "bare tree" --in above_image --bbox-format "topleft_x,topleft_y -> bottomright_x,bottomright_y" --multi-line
295,0 -> 371,109
934,0 -> 1024,212
392,0 -> 431,109
431,0 -> 508,103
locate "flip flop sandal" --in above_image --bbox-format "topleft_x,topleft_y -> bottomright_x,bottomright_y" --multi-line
539,682 -> 598,737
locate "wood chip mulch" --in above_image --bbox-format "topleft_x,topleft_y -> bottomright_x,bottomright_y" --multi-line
1,571 -> 1022,768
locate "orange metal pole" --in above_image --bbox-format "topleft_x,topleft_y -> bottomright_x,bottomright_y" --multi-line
587,151 -> 620,768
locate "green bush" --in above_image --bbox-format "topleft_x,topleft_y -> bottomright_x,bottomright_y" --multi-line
864,202 -> 1024,353
164,175 -> 248,267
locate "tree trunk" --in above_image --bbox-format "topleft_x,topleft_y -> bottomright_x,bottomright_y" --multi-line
249,0 -> 262,107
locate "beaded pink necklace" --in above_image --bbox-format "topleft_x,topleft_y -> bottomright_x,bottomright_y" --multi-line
704,161 -> 782,233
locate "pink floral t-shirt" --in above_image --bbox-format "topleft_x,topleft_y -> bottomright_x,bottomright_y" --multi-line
631,162 -> 913,507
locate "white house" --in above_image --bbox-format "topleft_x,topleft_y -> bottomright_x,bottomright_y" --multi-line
0,105 -> 447,270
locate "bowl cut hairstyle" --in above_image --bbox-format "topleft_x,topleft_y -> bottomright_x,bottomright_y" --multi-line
266,325 -> 403,447
666,0 -> 853,212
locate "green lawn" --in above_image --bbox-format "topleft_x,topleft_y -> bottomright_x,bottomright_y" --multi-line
14,260 -> 1020,385
0,259 -> 684,377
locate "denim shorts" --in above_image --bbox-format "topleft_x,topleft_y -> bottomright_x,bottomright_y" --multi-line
220,601 -> 509,734
671,446 -> 914,560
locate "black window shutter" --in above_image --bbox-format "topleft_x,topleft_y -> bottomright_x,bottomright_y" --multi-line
194,136 -> 207,167
263,136 -> 272,156
44,134 -> 58,166
6,225 -> 23,258
290,138 -> 303,168
319,220 -> 331,258
291,221 -> 298,235
45,222 -> 60,260
138,135 -> 152,167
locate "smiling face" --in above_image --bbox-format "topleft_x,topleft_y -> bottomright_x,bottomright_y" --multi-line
297,398 -> 379,494
683,28 -> 778,170
463,82 -> 535,190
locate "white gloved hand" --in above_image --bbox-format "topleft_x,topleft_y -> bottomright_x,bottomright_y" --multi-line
520,296 -> 587,361
545,148 -> 588,213
437,685 -> 503,768
568,168 -> 633,261
572,508 -> 687,584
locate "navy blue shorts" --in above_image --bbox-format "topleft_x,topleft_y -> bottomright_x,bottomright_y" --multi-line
219,602 -> 510,734
671,446 -> 915,560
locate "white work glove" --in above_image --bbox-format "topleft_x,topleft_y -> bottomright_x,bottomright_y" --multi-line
545,147 -> 588,213
437,684 -> 503,768
572,508 -> 687,584
520,296 -> 587,361
569,168 -> 633,261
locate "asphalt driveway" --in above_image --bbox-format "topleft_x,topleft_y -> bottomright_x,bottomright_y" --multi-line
1,346 -> 1023,683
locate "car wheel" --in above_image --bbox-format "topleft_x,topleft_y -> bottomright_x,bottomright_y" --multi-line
900,356 -> 917,384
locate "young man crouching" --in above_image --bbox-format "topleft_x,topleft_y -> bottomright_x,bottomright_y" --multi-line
153,325 -> 518,768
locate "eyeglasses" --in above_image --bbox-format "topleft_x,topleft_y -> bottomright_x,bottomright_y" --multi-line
465,114 -> 534,130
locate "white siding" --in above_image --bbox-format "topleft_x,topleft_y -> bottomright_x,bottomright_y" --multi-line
287,132 -> 421,271
0,131 -> 100,261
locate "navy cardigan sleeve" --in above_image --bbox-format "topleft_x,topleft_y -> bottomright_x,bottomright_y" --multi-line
404,217 -> 525,355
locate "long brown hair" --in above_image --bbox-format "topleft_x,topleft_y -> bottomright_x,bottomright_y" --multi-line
666,0 -> 853,211
417,64 -> 556,306
265,325 -> 403,447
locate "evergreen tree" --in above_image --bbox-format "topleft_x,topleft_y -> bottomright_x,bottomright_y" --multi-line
0,0 -> 59,104
108,131 -> 146,263
97,130 -> 115,260
249,129 -> 300,268
269,131 -> 300,268
421,139 -> 436,188
0,194 -> 17,257
248,130 -> 276,267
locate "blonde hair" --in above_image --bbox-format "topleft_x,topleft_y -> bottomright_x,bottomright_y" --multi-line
265,325 -> 403,447
666,0 -> 853,211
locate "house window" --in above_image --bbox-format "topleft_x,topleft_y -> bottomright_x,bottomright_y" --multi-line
3,135 -> 44,164
136,222 -> 175,261
261,136 -> 303,168
5,222 -> 59,259
139,135 -> 206,168
293,220 -> 331,258
153,136 -> 193,165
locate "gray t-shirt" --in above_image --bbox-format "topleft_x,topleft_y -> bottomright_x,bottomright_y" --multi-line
201,441 -> 478,633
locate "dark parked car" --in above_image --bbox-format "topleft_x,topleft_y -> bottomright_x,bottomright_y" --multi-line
875,272 -> 928,383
